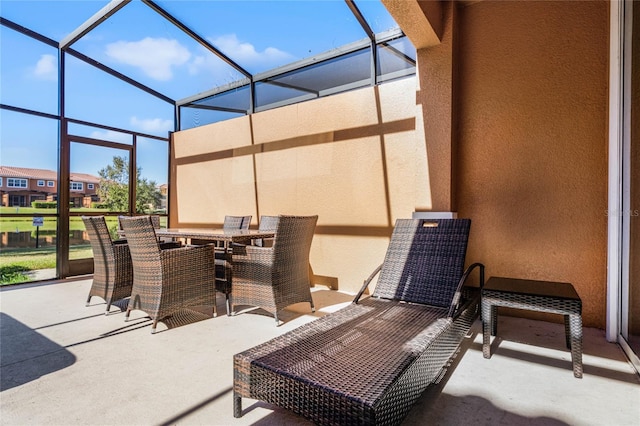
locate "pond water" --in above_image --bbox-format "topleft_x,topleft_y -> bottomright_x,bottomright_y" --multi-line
1,230 -> 89,249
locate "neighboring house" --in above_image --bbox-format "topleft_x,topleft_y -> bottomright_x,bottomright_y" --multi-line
0,165 -> 101,208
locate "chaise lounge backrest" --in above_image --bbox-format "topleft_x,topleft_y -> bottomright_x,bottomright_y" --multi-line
371,218 -> 471,308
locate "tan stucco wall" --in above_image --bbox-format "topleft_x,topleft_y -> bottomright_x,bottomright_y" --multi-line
171,77 -> 429,291
171,0 -> 610,327
454,0 -> 609,327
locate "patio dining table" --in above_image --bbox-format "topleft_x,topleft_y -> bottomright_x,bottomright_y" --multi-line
118,227 -> 275,314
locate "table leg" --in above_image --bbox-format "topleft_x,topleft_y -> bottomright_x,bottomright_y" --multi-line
563,315 -> 571,349
482,298 -> 492,359
491,304 -> 498,336
569,313 -> 583,378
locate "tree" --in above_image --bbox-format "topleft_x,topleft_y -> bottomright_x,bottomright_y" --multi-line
97,156 -> 161,213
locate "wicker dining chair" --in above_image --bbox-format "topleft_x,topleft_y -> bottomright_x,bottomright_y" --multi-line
82,216 -> 133,314
118,214 -> 181,246
253,215 -> 279,247
231,215 -> 318,325
119,216 -> 217,333
224,215 -> 252,230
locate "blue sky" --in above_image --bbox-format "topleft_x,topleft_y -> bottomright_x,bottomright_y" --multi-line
0,0 -> 398,185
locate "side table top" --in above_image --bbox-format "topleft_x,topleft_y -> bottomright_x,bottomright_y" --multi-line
484,276 -> 581,301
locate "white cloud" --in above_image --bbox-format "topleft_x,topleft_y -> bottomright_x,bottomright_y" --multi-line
130,116 -> 173,133
105,37 -> 191,81
33,54 -> 57,81
211,34 -> 293,67
89,130 -> 131,143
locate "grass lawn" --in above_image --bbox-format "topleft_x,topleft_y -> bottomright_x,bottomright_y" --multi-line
0,245 -> 93,285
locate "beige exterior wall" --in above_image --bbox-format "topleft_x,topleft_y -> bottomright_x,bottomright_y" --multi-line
171,77 -> 427,291
171,0 -> 610,327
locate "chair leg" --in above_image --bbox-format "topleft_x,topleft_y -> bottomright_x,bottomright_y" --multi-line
233,393 -> 242,418
86,295 -> 92,307
310,300 -> 315,313
105,302 -> 111,315
274,311 -> 280,326
125,308 -> 131,322
151,320 -> 158,334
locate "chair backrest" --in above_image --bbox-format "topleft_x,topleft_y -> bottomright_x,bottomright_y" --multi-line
372,218 -> 470,308
255,215 -> 279,247
258,215 -> 279,232
271,215 -> 318,283
118,215 -> 160,230
83,216 -> 116,264
119,216 -> 163,280
224,215 -> 252,230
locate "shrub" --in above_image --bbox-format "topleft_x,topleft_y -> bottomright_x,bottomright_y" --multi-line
31,201 -> 57,209
91,202 -> 108,209
0,265 -> 29,285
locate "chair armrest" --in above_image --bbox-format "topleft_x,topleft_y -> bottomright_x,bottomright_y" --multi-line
353,263 -> 383,304
447,262 -> 485,318
160,241 -> 182,250
232,245 -> 274,265
231,245 -> 275,286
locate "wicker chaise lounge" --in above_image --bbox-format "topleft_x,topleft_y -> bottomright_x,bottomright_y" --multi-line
233,218 -> 484,425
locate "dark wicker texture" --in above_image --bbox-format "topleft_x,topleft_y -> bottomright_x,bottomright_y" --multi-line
231,215 -> 318,324
482,283 -> 583,378
119,216 -> 217,333
83,216 -> 133,314
233,218 -> 484,425
254,215 -> 279,247
210,215 -> 253,311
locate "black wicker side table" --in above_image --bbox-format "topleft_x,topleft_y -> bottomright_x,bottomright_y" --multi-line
482,276 -> 583,378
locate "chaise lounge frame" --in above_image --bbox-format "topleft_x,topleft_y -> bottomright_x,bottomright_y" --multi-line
233,218 -> 484,425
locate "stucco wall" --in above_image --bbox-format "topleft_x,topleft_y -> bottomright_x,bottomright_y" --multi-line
455,0 -> 609,327
171,77 -> 428,291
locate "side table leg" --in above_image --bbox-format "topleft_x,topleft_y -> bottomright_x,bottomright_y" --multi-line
569,313 -> 583,378
482,298 -> 492,359
491,305 -> 498,336
563,315 -> 571,349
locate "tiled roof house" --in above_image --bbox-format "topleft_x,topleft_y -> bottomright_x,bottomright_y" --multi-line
0,165 -> 101,207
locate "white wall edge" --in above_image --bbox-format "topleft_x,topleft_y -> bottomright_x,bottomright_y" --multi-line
412,212 -> 458,219
606,0 -> 624,342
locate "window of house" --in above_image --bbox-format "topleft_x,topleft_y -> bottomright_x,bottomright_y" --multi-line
0,177 -> 3,187
7,178 -> 27,188
70,182 -> 83,191
37,180 -> 45,186
47,181 -> 54,187
87,183 -> 94,190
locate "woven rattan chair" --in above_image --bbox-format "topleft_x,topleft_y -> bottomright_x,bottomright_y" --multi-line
224,215 -> 252,229
253,215 -> 278,247
119,216 -> 217,334
233,218 -> 484,425
230,215 -> 318,325
83,216 -> 133,314
118,215 -> 180,246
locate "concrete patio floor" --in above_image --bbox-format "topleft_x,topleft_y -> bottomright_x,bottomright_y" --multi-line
1,277 -> 639,426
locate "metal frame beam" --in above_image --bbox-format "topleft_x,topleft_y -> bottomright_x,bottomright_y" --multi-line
60,0 -> 131,49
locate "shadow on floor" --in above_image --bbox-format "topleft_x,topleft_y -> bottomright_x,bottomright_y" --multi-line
0,312 -> 76,391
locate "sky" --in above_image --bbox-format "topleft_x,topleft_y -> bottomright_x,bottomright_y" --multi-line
0,0 -> 398,185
